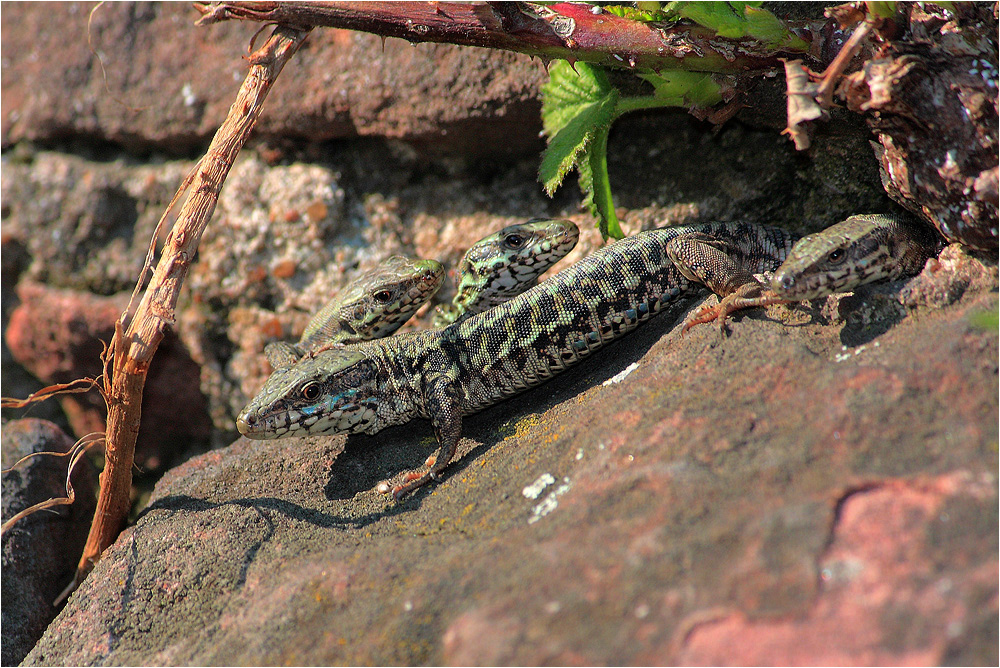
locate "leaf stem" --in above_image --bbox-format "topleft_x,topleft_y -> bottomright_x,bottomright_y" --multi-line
616,95 -> 675,115
589,125 -> 625,239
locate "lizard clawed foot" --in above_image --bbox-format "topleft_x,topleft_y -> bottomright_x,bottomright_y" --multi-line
384,455 -> 446,501
390,470 -> 434,501
682,290 -> 788,336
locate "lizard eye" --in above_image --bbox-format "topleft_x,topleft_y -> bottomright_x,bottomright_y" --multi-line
372,289 -> 393,304
827,248 -> 846,264
503,233 -> 526,250
300,382 -> 321,401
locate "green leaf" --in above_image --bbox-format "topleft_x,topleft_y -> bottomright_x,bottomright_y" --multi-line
666,1 -> 744,37
540,61 -> 619,197
541,61 -> 731,239
865,1 -> 898,19
664,1 -> 809,50
602,4 -> 670,22
741,5 -> 801,45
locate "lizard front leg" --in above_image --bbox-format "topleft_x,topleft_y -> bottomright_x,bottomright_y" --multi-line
666,233 -> 788,334
389,374 -> 463,501
263,341 -> 306,370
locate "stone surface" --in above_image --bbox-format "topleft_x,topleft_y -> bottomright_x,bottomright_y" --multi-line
0,2 -> 547,156
23,272 -> 998,666
2,419 -> 98,666
4,281 -> 212,471
3,2 -> 998,664
1,151 -> 193,295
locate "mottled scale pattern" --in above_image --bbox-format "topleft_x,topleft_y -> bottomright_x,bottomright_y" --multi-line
238,222 -> 797,497
446,222 -> 793,413
432,218 -> 579,327
771,213 -> 940,300
264,256 -> 444,369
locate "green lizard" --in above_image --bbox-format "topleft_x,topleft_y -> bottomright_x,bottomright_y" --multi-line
238,222 -> 797,499
264,218 -> 579,368
769,213 -> 939,300
432,218 -> 579,327
264,256 -> 445,369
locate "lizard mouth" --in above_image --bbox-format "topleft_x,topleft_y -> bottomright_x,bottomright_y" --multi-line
770,267 -> 830,301
236,407 -> 286,439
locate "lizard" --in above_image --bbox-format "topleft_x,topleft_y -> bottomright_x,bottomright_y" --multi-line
264,218 -> 579,369
768,213 -> 940,300
237,222 -> 797,500
432,218 -> 579,327
682,213 -> 941,329
264,256 -> 445,369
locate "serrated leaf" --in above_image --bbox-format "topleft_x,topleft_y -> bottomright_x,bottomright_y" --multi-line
865,1 -> 898,19
540,61 -> 619,196
667,1 -> 744,36
742,6 -> 802,47
541,61 -> 616,136
539,116 -> 594,197
602,4 -> 670,22
666,1 -> 808,50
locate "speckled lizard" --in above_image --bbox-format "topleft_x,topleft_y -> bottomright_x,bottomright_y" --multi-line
238,222 -> 796,499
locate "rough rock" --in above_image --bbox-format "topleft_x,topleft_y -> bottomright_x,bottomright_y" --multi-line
843,2 -> 999,250
1,151 -> 194,295
1,2 -> 547,156
23,272 -> 998,665
901,243 -> 1000,308
4,281 -> 212,471
1,229 -> 69,431
3,3 -> 997,663
2,419 -> 98,666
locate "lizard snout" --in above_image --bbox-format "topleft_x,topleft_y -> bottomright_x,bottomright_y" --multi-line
771,269 -> 796,293
236,410 -> 255,436
235,415 -> 250,435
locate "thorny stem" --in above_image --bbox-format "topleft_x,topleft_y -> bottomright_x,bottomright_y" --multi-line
71,24 -> 311,593
195,1 -> 820,74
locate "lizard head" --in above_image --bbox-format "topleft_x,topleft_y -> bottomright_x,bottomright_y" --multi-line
455,218 -> 579,303
236,347 -> 380,439
334,256 -> 444,340
770,214 -> 896,301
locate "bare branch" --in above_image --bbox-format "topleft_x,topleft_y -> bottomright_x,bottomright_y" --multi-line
71,23 -> 311,591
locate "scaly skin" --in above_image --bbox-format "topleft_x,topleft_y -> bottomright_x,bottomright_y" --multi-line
238,222 -> 796,499
770,213 -> 939,300
264,256 -> 445,369
265,219 -> 579,369
432,218 -> 579,327
683,213 -> 940,330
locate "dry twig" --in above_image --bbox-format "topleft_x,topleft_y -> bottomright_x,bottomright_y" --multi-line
1,433 -> 105,538
71,23 -> 311,592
